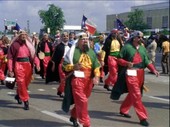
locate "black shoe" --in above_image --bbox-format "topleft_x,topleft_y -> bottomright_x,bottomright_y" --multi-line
57,91 -> 64,98
100,77 -> 103,83
120,112 -> 131,118
140,119 -> 149,126
14,95 -> 22,104
1,80 -> 5,85
104,85 -> 112,91
70,117 -> 79,127
24,101 -> 29,110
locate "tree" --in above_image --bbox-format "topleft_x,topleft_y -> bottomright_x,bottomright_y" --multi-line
124,9 -> 148,32
38,4 -> 65,36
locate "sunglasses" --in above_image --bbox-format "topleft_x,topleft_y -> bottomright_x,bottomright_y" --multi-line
137,36 -> 142,39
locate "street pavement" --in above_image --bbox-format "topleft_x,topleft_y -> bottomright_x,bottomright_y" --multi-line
0,52 -> 169,127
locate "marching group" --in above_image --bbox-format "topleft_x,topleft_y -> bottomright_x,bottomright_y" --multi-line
0,27 -> 169,127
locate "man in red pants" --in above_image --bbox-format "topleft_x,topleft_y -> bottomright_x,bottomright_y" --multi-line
0,38 -> 8,85
62,32 -> 100,127
112,31 -> 159,126
7,30 -> 40,110
102,29 -> 123,91
46,32 -> 71,97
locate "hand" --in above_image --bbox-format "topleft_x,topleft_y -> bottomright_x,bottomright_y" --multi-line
8,71 -> 14,77
153,70 -> 159,77
73,63 -> 82,70
36,66 -> 41,72
100,61 -> 105,66
93,76 -> 99,85
51,61 -> 55,72
127,62 -> 133,68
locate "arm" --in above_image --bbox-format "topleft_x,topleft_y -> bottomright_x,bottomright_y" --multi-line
147,63 -> 159,77
34,56 -> 40,71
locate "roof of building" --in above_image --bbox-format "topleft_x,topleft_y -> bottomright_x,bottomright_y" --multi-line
131,2 -> 169,11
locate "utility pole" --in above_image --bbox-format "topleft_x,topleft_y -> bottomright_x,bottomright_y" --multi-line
27,20 -> 30,34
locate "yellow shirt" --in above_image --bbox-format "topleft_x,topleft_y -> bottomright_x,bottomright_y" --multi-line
110,39 -> 120,52
64,53 -> 100,77
162,41 -> 170,54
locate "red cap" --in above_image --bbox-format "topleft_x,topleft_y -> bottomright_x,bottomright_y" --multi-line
111,29 -> 118,34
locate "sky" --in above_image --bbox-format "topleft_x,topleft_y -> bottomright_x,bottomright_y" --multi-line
0,0 -> 168,33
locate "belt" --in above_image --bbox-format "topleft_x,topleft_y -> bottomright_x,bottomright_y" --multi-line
16,57 -> 29,62
44,52 -> 50,56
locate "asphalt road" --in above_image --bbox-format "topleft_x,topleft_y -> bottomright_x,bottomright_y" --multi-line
0,52 -> 169,127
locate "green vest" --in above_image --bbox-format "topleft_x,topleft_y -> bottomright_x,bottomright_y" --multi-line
119,43 -> 150,68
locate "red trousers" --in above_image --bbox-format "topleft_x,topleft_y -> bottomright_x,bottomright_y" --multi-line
71,76 -> 93,127
120,69 -> 148,120
0,62 -> 6,80
14,62 -> 32,102
57,61 -> 65,93
105,56 -> 118,86
43,56 -> 51,77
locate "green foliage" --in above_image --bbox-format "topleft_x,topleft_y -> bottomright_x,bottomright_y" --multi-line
160,29 -> 170,35
124,9 -> 148,32
38,4 -> 65,36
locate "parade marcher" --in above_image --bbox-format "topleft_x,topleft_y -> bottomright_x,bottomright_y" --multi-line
0,38 -> 8,85
147,34 -> 157,66
31,32 -> 39,52
110,31 -> 159,126
102,29 -> 123,91
68,32 -> 77,46
7,30 -> 40,110
45,32 -> 71,98
37,33 -> 53,79
94,35 -> 105,82
53,30 -> 61,48
11,30 -> 18,40
1,36 -> 11,78
123,27 -> 130,42
89,36 -> 94,49
62,32 -> 100,127
160,35 -> 169,74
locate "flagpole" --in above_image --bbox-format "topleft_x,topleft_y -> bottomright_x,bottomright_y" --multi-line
4,19 -> 6,35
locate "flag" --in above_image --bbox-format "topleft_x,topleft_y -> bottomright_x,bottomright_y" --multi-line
116,18 -> 126,30
4,20 -> 16,30
81,15 -> 97,35
14,23 -> 21,31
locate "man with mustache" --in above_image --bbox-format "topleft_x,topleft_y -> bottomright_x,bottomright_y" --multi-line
111,31 -> 159,126
62,32 -> 100,127
7,30 -> 40,110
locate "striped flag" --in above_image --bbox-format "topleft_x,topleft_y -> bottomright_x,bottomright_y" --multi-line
81,15 -> 97,35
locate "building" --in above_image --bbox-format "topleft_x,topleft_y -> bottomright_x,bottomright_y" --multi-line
106,2 -> 169,33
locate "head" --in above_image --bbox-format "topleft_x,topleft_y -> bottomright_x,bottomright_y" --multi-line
124,27 -> 129,32
131,31 -> 144,45
32,32 -> 36,37
55,30 -> 60,38
111,29 -> 118,39
61,31 -> 69,43
18,30 -> 27,44
98,35 -> 104,43
77,32 -> 89,53
89,37 -> 94,49
1,35 -> 10,45
69,32 -> 75,41
43,33 -> 49,41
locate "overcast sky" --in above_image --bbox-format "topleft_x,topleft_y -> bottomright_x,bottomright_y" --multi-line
0,0 -> 167,33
